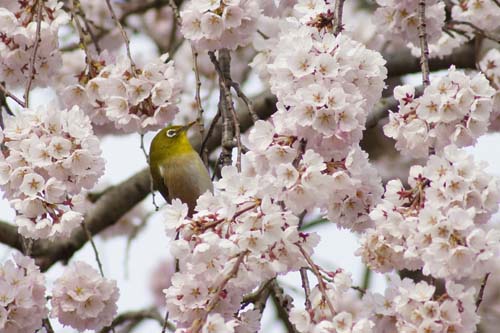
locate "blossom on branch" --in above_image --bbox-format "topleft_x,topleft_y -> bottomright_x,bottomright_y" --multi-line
451,0 -> 500,32
384,66 -> 495,158
479,48 -> 500,130
267,18 -> 387,159
50,261 -> 119,331
366,276 -> 479,332
358,145 -> 500,280
0,253 -> 47,333
0,0 -> 68,88
61,53 -> 182,133
181,0 -> 259,51
0,105 -> 105,239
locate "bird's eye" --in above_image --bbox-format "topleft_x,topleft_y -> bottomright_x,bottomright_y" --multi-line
166,129 -> 177,138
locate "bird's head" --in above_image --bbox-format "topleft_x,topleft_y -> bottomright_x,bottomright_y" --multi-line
150,121 -> 197,157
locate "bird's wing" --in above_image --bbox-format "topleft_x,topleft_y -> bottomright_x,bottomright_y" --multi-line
151,164 -> 169,202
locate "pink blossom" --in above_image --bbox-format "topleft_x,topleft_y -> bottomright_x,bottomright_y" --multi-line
51,261 -> 119,331
0,253 -> 47,333
0,105 -> 105,240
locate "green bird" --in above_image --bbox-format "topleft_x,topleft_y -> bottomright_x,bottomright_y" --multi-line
149,122 -> 213,215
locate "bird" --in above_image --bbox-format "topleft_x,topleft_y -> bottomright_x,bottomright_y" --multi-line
149,121 -> 213,216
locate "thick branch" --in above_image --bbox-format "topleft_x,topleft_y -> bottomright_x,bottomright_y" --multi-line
385,44 -> 475,78
0,169 -> 151,271
0,221 -> 23,251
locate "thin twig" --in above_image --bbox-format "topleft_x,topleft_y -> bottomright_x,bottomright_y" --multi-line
190,251 -> 248,333
140,133 -> 160,210
161,309 -> 170,333
493,0 -> 500,7
417,0 -> 431,87
139,134 -> 149,160
448,20 -> 500,43
230,81 -> 259,123
70,0 -> 96,77
476,273 -> 490,311
104,0 -> 137,73
81,222 -> 105,277
242,278 -> 274,308
229,100 -> 242,171
351,285 -> 367,295
123,210 -> 153,278
191,46 -> 206,159
299,267 -> 312,311
99,308 -> 167,333
167,0 -> 181,54
0,83 -> 25,108
297,243 -> 336,317
334,0 -> 346,35
23,0 -> 44,107
201,107 -> 221,155
360,266 -> 371,297
42,318 -> 55,333
167,0 -> 181,21
72,0 -> 102,54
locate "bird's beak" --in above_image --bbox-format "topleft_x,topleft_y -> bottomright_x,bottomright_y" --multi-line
181,121 -> 197,132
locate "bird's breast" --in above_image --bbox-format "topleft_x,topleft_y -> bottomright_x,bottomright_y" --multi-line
160,152 -> 213,213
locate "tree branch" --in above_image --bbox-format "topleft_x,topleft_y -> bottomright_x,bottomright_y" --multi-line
0,169 -> 152,271
417,0 -> 431,87
99,308 -> 167,333
270,280 -> 298,333
385,44 -> 475,78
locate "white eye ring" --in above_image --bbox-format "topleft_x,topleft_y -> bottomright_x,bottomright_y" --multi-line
166,129 -> 177,138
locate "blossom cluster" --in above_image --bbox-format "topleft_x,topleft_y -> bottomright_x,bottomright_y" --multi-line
180,0 -> 259,51
479,48 -> 500,130
358,145 -> 500,280
266,18 -> 387,159
245,121 -> 382,231
51,261 -> 119,331
0,254 -> 47,333
372,0 -> 467,58
373,0 -> 445,47
451,0 -> 500,32
0,0 -> 68,88
367,276 -> 479,332
61,53 -> 182,133
290,271 -> 375,333
0,105 -> 105,240
384,66 -> 495,158
163,188 -> 319,329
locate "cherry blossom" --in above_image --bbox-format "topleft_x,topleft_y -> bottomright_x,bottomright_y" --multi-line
479,48 -> 500,130
290,271 -> 375,333
51,261 -> 119,331
266,15 -> 387,159
180,0 -> 260,51
373,0 -> 445,45
163,189 -> 320,328
384,66 -> 495,158
0,0 -> 68,88
451,0 -> 500,32
0,253 -> 47,333
366,276 -> 479,333
0,105 -> 105,239
61,53 -> 182,133
358,145 -> 500,280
